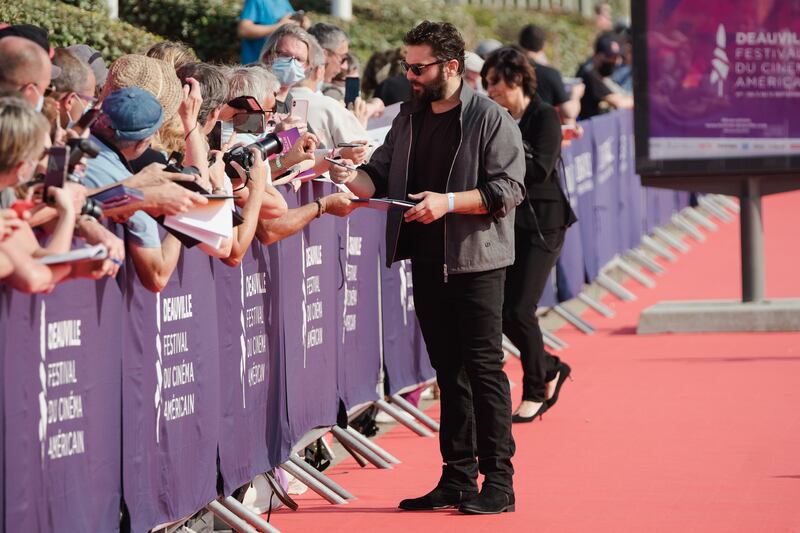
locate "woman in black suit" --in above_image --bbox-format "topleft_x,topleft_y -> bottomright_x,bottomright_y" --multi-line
482,47 -> 577,422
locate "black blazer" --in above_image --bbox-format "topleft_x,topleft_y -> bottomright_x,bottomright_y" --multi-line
516,94 -> 577,233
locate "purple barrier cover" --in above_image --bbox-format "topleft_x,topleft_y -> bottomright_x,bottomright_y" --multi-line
213,240 -> 281,496
278,182 -> 339,444
590,113 -> 623,268
379,253 -> 434,396
335,208 -> 383,411
122,248 -> 220,533
570,122 -> 600,279
3,278 -> 122,532
557,139 -> 587,301
617,110 -> 646,250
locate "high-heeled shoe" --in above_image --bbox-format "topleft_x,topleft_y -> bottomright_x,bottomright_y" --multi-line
546,362 -> 572,409
511,401 -> 548,423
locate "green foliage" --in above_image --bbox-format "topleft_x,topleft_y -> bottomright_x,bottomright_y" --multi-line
16,0 -> 592,76
0,0 -> 161,61
58,0 -> 109,15
120,0 -> 244,63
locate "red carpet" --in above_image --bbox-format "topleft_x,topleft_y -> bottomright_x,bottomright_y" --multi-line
270,191 -> 800,532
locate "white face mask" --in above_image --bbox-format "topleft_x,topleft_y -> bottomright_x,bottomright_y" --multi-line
66,95 -> 91,130
33,85 -> 44,113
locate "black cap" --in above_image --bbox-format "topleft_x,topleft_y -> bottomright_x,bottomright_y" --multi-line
0,24 -> 60,78
595,33 -> 621,57
0,24 -> 50,55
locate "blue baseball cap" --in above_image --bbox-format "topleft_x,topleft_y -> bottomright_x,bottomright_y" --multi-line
101,87 -> 164,141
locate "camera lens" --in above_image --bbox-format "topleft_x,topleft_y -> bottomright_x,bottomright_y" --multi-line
81,198 -> 103,219
250,133 -> 283,160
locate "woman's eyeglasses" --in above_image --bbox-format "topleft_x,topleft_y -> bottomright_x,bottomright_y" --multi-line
400,59 -> 446,76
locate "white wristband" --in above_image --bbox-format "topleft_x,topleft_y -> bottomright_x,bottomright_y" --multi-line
447,192 -> 455,213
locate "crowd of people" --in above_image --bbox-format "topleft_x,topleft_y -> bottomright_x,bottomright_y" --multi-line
0,0 -> 635,518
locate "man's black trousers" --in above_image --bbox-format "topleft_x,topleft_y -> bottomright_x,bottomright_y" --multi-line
411,263 -> 515,494
502,227 -> 565,402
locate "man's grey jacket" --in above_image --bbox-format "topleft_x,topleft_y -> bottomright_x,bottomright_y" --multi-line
361,81 -> 526,278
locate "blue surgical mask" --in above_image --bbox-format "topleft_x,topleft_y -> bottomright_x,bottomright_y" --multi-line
271,57 -> 306,87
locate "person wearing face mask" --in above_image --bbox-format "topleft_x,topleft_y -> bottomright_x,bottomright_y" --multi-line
259,23 -> 314,113
0,35 -> 58,113
289,35 -> 371,155
578,33 -> 633,120
50,48 -> 97,130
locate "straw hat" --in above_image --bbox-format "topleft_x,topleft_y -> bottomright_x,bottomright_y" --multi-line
100,54 -> 182,120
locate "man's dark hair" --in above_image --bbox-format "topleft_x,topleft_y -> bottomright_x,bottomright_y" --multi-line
175,63 -> 228,127
52,48 -> 91,94
480,46 -> 538,99
403,21 -> 465,75
518,24 -> 547,53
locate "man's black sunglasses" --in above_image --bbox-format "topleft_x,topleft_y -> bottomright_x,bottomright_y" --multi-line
400,59 -> 446,76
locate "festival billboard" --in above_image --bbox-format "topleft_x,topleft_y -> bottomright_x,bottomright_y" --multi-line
633,0 -> 800,177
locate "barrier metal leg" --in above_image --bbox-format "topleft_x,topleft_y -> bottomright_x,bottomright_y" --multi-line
596,273 -> 637,301
375,399 -> 434,437
707,195 -> 739,218
642,235 -> 678,262
699,196 -> 734,222
502,335 -> 521,357
713,194 -> 740,214
625,249 -> 665,275
542,329 -> 568,350
683,207 -> 719,231
672,213 -> 705,242
345,425 -> 403,463
220,496 -> 281,533
577,292 -> 615,318
279,461 -> 348,505
553,304 -> 595,334
389,394 -> 440,433
615,258 -> 656,288
653,227 -> 690,253
331,425 -> 393,469
338,436 -> 369,468
288,454 -> 356,501
206,500 -> 257,533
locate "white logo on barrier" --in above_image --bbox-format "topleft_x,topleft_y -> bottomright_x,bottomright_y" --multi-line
301,232 -> 308,368
342,219 -> 350,344
38,301 -> 47,461
239,265 -> 247,408
399,260 -> 408,327
710,24 -> 729,97
155,292 -> 163,443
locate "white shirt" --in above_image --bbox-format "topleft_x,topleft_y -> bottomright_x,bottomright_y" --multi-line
289,86 -> 370,151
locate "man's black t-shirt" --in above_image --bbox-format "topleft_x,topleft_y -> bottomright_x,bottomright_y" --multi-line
578,69 -> 612,120
397,103 -> 461,263
533,62 -> 569,107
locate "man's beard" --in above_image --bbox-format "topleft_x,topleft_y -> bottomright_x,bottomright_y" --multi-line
410,67 -> 447,105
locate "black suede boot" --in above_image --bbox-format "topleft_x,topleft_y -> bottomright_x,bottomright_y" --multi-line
398,486 -> 478,511
458,485 -> 515,514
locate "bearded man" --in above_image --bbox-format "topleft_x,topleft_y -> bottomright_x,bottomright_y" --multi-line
329,20 -> 525,515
